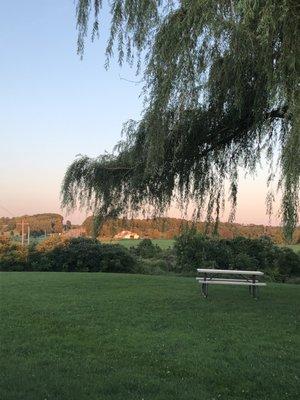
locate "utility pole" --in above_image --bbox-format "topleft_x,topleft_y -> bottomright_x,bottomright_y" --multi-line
21,219 -> 24,246
27,225 -> 30,245
16,219 -> 30,246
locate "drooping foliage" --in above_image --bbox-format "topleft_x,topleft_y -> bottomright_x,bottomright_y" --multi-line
62,0 -> 300,240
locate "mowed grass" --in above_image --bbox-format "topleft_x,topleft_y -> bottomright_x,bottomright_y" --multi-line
0,273 -> 299,400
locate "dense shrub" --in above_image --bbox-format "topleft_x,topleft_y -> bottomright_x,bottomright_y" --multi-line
131,239 -> 162,259
30,237 -> 107,272
174,228 -> 208,273
276,247 -> 300,281
158,248 -> 177,272
96,244 -> 137,273
44,237 -> 105,272
1,236 -> 137,273
134,258 -> 168,275
0,237 -> 27,271
128,239 -> 175,275
1,233 -> 299,281
174,229 -> 300,281
36,235 -> 67,253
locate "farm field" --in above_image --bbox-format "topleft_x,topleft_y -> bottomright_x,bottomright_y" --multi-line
286,244 -> 300,253
105,238 -> 175,249
110,238 -> 300,253
1,272 -> 299,400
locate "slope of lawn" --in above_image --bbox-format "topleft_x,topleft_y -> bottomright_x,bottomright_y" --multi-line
0,272 -> 299,400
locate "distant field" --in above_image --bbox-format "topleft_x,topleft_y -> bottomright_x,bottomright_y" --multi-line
109,239 -> 300,253
12,236 -> 300,253
12,236 -> 49,245
1,272 -> 299,400
104,238 -> 175,249
285,244 -> 300,253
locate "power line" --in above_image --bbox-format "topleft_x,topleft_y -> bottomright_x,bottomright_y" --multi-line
0,204 -> 31,246
0,204 -> 15,217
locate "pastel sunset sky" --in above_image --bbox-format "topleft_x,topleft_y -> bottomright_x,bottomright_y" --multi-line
1,1 -> 281,225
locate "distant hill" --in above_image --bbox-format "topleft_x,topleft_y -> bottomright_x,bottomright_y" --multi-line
1,213 -> 299,244
0,213 -> 63,235
82,216 -> 300,244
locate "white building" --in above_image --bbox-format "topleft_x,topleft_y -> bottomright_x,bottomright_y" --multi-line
114,230 -> 140,240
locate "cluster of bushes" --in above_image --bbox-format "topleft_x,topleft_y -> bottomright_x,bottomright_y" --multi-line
0,237 -> 27,271
174,229 -> 300,282
0,236 -> 137,273
130,239 -> 176,275
1,231 -> 299,282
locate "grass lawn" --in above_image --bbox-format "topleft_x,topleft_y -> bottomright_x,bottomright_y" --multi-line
0,273 -> 299,400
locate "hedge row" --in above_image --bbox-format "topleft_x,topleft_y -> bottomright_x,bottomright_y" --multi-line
1,233 -> 299,282
0,237 -> 137,273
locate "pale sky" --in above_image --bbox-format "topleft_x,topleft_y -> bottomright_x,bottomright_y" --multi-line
0,1 -> 281,226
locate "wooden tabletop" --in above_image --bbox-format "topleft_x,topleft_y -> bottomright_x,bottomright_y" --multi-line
197,269 -> 264,276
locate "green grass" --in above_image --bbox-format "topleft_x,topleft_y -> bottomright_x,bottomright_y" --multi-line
285,244 -> 300,253
105,238 -> 175,249
110,239 -> 300,253
1,273 -> 299,400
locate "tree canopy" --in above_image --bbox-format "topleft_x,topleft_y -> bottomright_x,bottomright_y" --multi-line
62,0 -> 300,240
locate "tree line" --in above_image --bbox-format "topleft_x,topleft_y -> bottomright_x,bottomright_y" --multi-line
0,233 -> 299,283
0,214 -> 64,236
83,217 -> 300,244
1,213 -> 299,244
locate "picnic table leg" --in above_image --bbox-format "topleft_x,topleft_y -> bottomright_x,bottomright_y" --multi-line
252,275 -> 257,299
202,273 -> 208,298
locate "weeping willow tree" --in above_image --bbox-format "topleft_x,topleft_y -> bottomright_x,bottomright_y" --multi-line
62,0 -> 300,240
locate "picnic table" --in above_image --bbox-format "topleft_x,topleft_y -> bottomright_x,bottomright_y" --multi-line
196,268 -> 266,299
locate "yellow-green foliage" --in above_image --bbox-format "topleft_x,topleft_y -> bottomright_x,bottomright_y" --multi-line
36,235 -> 67,253
0,236 -> 27,269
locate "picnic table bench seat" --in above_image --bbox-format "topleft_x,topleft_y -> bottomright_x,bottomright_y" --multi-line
196,279 -> 265,286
